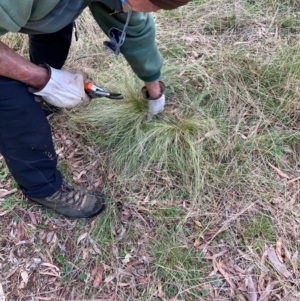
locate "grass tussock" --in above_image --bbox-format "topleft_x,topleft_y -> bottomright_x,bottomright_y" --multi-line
70,35 -> 300,199
70,75 -> 225,198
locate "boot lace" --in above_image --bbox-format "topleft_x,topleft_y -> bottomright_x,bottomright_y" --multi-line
49,181 -> 87,207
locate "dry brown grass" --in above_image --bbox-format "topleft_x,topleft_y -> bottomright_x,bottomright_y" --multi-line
1,0 -> 300,300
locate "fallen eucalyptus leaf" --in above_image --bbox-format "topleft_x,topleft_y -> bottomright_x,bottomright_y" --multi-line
267,246 -> 292,278
77,232 -> 88,245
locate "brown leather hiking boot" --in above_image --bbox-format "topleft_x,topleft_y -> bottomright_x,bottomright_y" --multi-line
29,181 -> 105,218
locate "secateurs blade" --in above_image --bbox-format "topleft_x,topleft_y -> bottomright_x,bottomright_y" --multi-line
84,82 -> 124,100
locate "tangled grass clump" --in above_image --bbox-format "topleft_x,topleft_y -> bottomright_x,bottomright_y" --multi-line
70,78 -> 226,198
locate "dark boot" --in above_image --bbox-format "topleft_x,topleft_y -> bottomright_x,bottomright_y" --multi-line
29,181 -> 105,218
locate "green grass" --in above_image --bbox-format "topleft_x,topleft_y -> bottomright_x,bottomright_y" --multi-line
70,38 -> 300,202
57,160 -> 73,182
150,232 -> 208,299
241,214 -> 276,250
0,160 -> 10,182
66,1 -> 300,298
1,0 -> 300,300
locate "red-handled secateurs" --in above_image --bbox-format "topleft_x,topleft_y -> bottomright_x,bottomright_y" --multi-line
84,82 -> 124,100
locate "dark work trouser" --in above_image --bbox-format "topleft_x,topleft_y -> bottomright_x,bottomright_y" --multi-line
0,23 -> 73,199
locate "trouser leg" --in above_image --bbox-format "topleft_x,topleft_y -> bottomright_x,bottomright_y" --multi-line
29,22 -> 74,69
0,76 -> 62,199
0,24 -> 74,198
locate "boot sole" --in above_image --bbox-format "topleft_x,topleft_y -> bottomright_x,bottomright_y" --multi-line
85,203 -> 106,218
28,198 -> 106,219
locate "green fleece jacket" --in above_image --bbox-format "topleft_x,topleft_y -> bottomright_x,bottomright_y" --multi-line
0,0 -> 162,81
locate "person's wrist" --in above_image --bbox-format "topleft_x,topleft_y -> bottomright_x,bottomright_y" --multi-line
144,80 -> 162,99
143,81 -> 165,100
29,65 -> 50,90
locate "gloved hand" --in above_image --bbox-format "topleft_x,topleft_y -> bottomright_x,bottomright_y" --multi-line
28,64 -> 90,108
142,81 -> 165,115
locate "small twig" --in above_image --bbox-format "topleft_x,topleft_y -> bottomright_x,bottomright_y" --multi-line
0,188 -> 18,198
204,202 -> 256,246
286,176 -> 300,184
268,8 -> 279,32
267,162 -> 290,179
132,208 -> 149,227
75,53 -> 106,61
21,289 -> 62,298
216,261 -> 237,290
65,299 -> 108,301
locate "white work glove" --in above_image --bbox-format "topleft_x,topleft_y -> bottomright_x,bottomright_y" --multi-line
29,64 -> 90,108
142,81 -> 165,115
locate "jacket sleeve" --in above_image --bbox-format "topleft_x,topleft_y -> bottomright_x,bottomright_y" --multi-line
89,2 -> 163,82
0,1 -> 34,36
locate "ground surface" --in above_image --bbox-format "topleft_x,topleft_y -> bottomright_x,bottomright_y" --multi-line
1,0 -> 300,300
